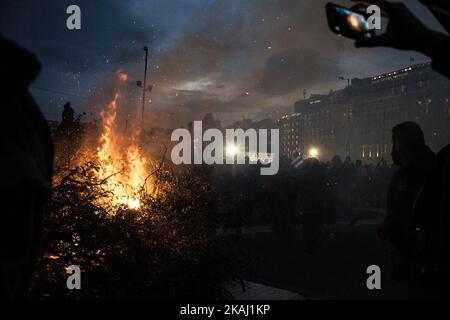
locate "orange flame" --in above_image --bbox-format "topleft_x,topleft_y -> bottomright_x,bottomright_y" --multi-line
118,71 -> 128,82
96,72 -> 151,210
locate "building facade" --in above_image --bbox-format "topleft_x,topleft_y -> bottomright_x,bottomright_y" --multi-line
280,62 -> 450,163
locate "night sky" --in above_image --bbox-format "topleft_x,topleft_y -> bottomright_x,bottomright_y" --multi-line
0,0 -> 444,127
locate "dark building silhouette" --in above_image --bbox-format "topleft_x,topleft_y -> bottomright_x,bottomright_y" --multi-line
280,62 -> 450,162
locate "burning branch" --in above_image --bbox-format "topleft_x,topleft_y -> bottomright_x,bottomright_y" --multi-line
139,145 -> 168,195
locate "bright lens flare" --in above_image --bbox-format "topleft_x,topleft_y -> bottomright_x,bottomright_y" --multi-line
119,197 -> 140,210
308,147 -> 319,158
348,14 -> 361,30
226,144 -> 239,157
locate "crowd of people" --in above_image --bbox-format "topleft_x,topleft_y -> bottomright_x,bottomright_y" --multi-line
200,155 -> 394,228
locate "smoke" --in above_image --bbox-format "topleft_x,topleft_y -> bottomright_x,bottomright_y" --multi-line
1,0 -> 435,125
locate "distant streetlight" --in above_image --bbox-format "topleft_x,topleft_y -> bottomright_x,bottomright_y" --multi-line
137,46 -> 153,130
308,147 -> 319,159
226,144 -> 239,158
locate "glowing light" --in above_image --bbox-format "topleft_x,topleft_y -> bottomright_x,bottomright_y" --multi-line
348,14 -> 361,30
96,72 -> 153,211
226,144 -> 239,157
119,197 -> 140,210
45,254 -> 60,260
118,71 -> 128,82
308,147 -> 319,158
174,77 -> 213,91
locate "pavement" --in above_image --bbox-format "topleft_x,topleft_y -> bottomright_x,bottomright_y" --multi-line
226,218 -> 409,300
227,281 -> 306,300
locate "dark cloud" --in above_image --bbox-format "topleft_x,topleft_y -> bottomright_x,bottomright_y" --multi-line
147,0 -> 350,98
256,48 -> 339,96
0,0 -> 442,124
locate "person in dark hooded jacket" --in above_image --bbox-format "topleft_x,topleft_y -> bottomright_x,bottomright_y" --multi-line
413,144 -> 450,298
378,122 -> 435,295
0,35 -> 53,299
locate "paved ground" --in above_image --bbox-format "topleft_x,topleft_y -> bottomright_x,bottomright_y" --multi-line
229,219 -> 409,300
227,281 -> 305,300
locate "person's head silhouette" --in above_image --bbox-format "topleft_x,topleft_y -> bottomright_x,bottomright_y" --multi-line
391,121 -> 426,165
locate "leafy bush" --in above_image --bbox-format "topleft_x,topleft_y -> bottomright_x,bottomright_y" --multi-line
31,162 -> 241,299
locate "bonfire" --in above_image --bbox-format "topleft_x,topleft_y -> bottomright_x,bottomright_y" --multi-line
95,71 -> 154,210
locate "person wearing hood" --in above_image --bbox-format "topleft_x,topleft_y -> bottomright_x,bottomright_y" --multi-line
0,35 -> 53,299
378,122 -> 435,296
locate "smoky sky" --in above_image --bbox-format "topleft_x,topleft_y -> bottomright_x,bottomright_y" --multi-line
0,0 -> 445,126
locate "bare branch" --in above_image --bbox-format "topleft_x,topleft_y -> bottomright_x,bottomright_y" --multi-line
139,145 -> 168,194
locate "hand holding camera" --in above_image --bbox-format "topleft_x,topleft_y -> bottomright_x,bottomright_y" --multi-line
327,0 -> 448,59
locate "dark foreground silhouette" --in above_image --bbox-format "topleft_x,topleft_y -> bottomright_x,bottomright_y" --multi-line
348,0 -> 450,298
0,35 -> 53,299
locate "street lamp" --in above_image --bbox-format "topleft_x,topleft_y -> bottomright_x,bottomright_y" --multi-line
307,147 -> 319,159
226,143 -> 239,158
137,46 -> 153,130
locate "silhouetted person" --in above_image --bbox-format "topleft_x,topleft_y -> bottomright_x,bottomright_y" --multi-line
297,158 -> 328,254
413,144 -> 450,298
353,160 -> 364,208
352,0 -> 450,78
0,35 -> 53,299
269,172 -> 291,231
378,122 -> 435,294
62,102 -> 74,123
